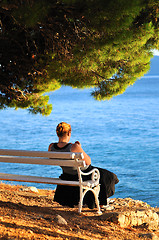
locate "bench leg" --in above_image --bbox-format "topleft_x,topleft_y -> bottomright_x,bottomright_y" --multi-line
78,187 -> 91,213
78,186 -> 84,213
92,185 -> 102,214
78,186 -> 102,214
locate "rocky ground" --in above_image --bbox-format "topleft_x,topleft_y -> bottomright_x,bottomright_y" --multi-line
0,182 -> 158,240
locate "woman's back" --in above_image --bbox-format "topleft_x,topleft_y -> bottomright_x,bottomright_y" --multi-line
50,143 -> 78,175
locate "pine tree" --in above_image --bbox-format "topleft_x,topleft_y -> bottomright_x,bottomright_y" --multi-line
0,0 -> 159,114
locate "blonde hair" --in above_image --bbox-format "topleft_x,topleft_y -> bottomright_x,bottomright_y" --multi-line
56,122 -> 71,137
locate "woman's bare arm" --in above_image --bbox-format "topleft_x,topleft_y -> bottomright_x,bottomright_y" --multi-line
71,141 -> 91,165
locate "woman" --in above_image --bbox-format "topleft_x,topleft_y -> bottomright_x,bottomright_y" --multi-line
48,122 -> 119,209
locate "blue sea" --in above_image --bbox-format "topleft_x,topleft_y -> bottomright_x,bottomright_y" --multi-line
0,58 -> 159,207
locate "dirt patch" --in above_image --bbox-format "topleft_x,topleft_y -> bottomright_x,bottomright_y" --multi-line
0,182 -> 158,239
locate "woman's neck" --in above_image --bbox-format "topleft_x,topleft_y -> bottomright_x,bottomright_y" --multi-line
57,136 -> 70,148
57,139 -> 69,148
58,138 -> 69,143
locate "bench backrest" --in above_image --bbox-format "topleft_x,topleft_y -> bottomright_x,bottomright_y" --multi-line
0,149 -> 85,168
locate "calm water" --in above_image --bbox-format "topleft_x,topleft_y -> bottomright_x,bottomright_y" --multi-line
0,72 -> 159,207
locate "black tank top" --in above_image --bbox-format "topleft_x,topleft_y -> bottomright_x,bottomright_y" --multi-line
50,143 -> 88,175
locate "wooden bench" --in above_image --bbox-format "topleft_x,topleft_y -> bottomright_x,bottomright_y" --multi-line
0,149 -> 101,213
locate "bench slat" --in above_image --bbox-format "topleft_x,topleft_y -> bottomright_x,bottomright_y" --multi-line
0,173 -> 98,188
0,156 -> 86,167
0,173 -> 81,186
0,149 -> 84,160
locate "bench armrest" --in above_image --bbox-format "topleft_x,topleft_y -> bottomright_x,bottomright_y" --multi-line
79,168 -> 100,183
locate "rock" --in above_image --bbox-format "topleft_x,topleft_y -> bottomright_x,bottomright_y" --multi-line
54,215 -> 67,225
29,187 -> 39,193
99,212 -> 119,223
99,209 -> 159,230
19,186 -> 39,193
28,230 -> 33,235
138,233 -> 159,240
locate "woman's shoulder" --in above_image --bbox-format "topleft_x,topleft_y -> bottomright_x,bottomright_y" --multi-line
48,143 -> 54,151
71,141 -> 82,151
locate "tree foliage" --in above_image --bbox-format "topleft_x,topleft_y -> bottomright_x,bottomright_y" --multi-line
0,0 -> 159,114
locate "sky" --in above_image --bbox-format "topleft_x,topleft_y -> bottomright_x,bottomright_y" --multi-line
152,49 -> 159,56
